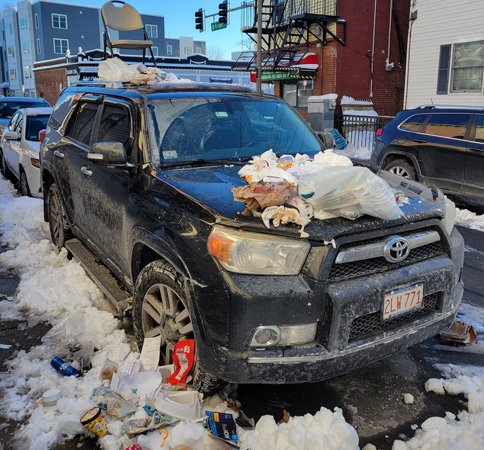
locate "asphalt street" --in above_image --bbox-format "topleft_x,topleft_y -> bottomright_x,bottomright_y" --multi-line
0,225 -> 483,449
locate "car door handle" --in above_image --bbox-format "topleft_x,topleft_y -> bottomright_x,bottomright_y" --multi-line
53,149 -> 65,159
411,139 -> 425,144
81,166 -> 93,177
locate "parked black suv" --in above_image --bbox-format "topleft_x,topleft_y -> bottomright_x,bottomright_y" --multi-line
41,84 -> 464,393
370,106 -> 484,206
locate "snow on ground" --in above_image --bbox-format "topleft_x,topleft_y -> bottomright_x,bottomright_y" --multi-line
1,174 -> 483,450
456,207 -> 484,232
335,143 -> 373,161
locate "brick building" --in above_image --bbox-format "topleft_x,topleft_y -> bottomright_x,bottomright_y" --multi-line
238,0 -> 409,117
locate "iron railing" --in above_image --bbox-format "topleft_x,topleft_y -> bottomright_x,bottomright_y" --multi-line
334,114 -> 395,149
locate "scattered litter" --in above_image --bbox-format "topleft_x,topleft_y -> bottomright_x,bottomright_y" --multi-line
440,320 -> 478,345
206,411 -> 239,448
232,182 -> 292,216
278,409 -> 291,424
140,335 -> 162,371
50,356 -> 81,378
101,358 -> 120,383
110,370 -> 163,402
0,343 -> 12,349
403,393 -> 414,405
91,386 -> 138,418
41,388 -> 61,409
262,206 -> 310,238
80,407 -> 109,438
155,390 -> 203,421
166,339 -> 195,386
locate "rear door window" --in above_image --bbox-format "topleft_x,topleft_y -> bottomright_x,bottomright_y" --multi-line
474,115 -> 484,143
400,114 -> 427,132
96,104 -> 131,149
424,113 -> 471,140
65,102 -> 99,146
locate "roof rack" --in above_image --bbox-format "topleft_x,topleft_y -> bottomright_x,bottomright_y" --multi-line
415,104 -> 484,110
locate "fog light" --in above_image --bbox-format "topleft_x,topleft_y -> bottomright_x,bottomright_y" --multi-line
251,326 -> 281,347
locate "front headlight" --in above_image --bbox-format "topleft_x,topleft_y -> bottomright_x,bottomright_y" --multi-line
442,196 -> 456,235
207,225 -> 310,275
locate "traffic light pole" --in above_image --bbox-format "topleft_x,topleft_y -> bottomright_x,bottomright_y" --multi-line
256,0 -> 262,94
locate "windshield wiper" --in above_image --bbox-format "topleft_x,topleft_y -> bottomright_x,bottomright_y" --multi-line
160,157 -> 250,169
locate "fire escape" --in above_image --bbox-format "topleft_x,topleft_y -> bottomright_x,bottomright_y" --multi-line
234,0 -> 347,77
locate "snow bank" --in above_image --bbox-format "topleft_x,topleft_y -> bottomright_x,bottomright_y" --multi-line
239,407 -> 359,450
341,95 -> 373,106
456,207 -> 484,232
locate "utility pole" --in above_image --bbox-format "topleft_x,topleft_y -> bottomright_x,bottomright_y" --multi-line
256,0 -> 262,94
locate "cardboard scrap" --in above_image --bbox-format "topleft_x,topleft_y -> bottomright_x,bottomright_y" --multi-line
440,320 -> 478,345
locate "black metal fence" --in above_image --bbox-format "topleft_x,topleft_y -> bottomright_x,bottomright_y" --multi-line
334,114 -> 395,149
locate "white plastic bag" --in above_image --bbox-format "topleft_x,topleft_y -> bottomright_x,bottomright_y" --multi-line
98,57 -> 139,82
298,166 -> 403,221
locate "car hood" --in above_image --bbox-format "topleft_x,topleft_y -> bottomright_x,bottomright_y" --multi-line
156,165 -> 446,242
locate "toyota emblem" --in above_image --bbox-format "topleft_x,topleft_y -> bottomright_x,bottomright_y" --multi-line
383,236 -> 410,263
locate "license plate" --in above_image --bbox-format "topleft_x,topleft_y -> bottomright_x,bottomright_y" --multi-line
383,284 -> 423,320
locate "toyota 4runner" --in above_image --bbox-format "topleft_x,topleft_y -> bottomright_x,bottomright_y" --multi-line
41,83 -> 464,393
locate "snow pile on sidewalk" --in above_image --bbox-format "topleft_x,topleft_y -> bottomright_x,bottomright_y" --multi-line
393,365 -> 484,450
456,207 -> 484,232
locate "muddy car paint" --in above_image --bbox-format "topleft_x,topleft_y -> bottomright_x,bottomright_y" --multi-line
41,84 -> 464,385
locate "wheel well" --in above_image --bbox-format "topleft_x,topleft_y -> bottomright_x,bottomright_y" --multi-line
381,154 -> 419,179
131,243 -> 166,285
42,170 -> 55,221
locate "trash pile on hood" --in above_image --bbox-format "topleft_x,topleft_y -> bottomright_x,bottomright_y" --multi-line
98,57 -> 192,86
41,313 -> 252,449
232,149 -> 405,238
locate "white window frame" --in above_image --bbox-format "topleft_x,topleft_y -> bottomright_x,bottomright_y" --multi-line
146,24 -> 158,38
35,13 -> 39,29
19,17 -> 27,29
36,38 -> 41,55
7,46 -> 14,58
53,38 -> 69,54
151,46 -> 158,57
450,40 -> 484,94
23,66 -> 32,79
21,40 -> 29,55
51,13 -> 68,29
166,44 -> 173,56
9,68 -> 16,81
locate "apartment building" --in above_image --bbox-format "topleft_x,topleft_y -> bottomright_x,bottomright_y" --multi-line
1,0 -> 206,97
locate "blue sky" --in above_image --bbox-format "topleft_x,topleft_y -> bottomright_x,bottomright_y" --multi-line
69,0 -> 250,58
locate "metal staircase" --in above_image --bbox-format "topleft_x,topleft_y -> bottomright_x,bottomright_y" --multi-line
234,0 -> 346,71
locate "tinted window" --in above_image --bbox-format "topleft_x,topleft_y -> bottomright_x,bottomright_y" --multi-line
49,91 -> 75,129
400,114 -> 427,132
9,111 -> 21,131
474,115 -> 484,143
26,115 -> 49,141
15,117 -> 23,133
66,102 -> 99,146
425,114 -> 471,139
0,101 -> 48,119
96,104 -> 131,149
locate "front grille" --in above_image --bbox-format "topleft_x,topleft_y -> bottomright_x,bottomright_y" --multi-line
348,292 -> 441,342
329,241 -> 446,282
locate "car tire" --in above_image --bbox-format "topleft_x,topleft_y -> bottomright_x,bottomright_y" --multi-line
47,183 -> 71,250
19,168 -> 31,197
383,159 -> 417,180
132,260 -> 223,395
0,150 -> 11,178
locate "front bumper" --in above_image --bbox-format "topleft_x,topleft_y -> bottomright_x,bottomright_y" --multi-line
195,227 -> 464,384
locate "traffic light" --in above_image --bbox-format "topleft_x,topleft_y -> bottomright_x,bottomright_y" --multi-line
195,8 -> 204,31
218,1 -> 228,24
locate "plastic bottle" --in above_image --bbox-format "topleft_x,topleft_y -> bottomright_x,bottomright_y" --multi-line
50,356 -> 81,378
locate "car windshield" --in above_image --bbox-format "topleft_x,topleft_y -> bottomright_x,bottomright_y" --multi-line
26,115 -> 49,141
0,101 -> 48,119
147,96 -> 322,166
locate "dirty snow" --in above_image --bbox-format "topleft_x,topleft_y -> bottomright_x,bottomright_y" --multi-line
456,207 -> 484,232
1,172 -> 484,450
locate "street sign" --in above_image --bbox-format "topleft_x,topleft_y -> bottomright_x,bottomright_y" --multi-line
211,21 -> 227,31
260,71 -> 292,81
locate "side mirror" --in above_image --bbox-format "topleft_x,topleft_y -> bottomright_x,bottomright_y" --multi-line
4,130 -> 20,141
88,142 -> 126,165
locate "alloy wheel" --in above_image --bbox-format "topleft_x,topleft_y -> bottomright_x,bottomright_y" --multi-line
48,190 -> 63,246
141,283 -> 193,364
389,166 -> 410,178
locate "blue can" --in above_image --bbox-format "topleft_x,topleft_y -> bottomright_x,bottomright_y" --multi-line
50,356 -> 81,378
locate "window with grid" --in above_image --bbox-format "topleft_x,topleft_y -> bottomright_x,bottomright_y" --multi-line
152,46 -> 158,57
53,38 -> 69,54
282,80 -> 314,108
146,24 -> 158,38
9,68 -> 16,81
167,44 -> 173,56
23,66 -> 31,79
52,13 -> 67,29
451,40 -> 484,93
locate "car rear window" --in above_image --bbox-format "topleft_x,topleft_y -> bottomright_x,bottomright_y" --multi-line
400,114 -> 427,132
425,113 -> 471,139
48,91 -> 76,129
0,100 -> 48,119
474,115 -> 484,143
26,115 -> 50,141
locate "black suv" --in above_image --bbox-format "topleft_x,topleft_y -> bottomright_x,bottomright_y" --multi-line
41,84 -> 464,393
370,106 -> 484,206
